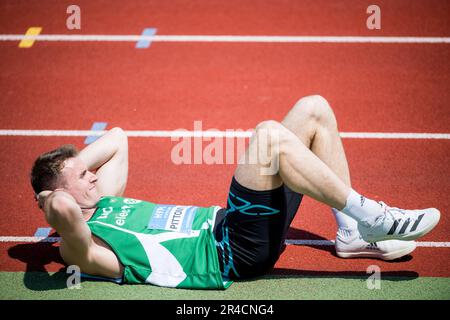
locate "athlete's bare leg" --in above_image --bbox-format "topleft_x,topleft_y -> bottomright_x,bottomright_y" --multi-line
280,95 -> 357,230
280,95 -> 351,187
234,101 -> 351,210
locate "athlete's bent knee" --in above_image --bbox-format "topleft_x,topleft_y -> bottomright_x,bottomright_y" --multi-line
254,120 -> 291,146
294,95 -> 335,125
255,120 -> 282,131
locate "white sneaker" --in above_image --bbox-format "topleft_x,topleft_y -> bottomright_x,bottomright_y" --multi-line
358,202 -> 440,243
335,228 -> 417,261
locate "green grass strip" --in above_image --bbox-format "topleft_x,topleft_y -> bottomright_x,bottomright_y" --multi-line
0,272 -> 449,300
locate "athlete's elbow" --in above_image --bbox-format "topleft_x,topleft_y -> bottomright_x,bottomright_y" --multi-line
109,127 -> 128,151
46,193 -> 80,225
110,127 -> 127,142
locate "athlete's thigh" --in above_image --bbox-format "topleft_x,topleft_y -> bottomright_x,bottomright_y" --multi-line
233,121 -> 283,191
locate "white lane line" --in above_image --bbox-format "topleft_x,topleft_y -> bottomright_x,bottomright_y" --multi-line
1,34 -> 450,44
1,130 -> 450,139
339,132 -> 450,139
0,129 -> 252,138
0,237 -> 60,243
286,240 -> 335,246
1,237 -> 448,247
285,239 -> 450,247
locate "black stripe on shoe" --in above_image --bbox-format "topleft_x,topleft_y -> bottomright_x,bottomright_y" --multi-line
387,220 -> 399,235
410,214 -> 425,232
398,219 -> 411,234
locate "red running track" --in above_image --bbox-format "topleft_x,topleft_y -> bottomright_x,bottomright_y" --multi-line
1,0 -> 450,36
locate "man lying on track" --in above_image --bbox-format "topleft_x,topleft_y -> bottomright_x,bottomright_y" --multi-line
30,95 -> 440,289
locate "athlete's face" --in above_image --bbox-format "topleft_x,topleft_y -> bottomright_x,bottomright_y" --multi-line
59,157 -> 100,209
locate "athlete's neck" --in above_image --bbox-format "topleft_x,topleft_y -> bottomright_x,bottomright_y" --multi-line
81,207 -> 97,221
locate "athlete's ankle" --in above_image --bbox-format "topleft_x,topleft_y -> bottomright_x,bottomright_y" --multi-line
340,189 -> 382,226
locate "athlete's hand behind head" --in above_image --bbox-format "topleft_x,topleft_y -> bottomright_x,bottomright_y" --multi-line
36,189 -> 64,210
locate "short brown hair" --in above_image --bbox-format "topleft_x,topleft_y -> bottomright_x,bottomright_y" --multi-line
30,144 -> 79,195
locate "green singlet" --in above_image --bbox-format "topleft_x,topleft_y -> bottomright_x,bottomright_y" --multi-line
86,196 -> 232,290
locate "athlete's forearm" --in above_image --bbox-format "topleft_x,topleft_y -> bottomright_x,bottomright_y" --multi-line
79,127 -> 129,197
79,127 -> 128,172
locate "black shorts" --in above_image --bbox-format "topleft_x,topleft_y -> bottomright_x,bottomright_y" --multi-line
213,176 -> 303,280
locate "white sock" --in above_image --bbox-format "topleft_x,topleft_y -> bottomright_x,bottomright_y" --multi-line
332,208 -> 358,230
341,189 -> 382,226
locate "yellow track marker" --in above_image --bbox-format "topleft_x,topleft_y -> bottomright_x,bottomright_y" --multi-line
18,27 -> 42,48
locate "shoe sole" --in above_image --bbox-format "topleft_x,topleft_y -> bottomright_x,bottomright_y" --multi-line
361,209 -> 441,243
336,242 -> 417,261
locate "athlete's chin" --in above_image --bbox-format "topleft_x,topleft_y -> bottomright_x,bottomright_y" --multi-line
90,193 -> 101,205
84,191 -> 101,207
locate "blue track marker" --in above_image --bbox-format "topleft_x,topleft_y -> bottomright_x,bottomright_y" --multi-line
136,28 -> 157,48
84,122 -> 107,145
34,227 -> 51,238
